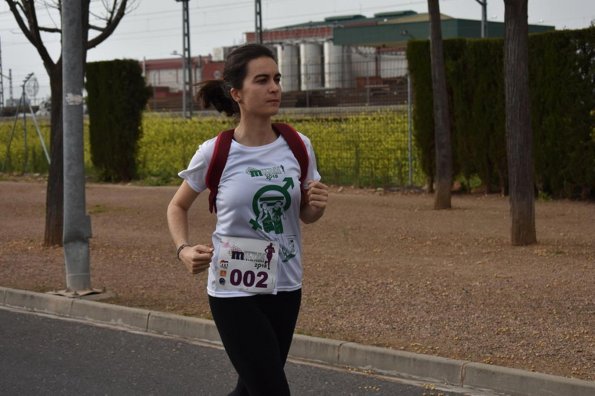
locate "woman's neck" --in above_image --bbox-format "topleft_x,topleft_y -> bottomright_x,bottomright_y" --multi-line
234,116 -> 277,147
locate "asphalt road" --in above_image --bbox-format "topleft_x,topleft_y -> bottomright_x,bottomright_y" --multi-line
0,307 -> 467,396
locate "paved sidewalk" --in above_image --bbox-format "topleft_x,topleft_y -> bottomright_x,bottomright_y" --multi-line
1,286 -> 593,396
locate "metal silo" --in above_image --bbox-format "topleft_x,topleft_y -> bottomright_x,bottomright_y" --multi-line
300,42 -> 322,91
277,44 -> 299,92
324,41 -> 346,89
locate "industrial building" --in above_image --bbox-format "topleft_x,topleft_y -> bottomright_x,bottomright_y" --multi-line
142,10 -> 554,109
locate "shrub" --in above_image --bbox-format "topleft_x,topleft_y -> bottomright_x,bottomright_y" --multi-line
407,27 -> 594,198
86,59 -> 151,182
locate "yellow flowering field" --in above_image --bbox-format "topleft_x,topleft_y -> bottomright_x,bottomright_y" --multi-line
0,111 -> 424,187
0,115 -> 53,174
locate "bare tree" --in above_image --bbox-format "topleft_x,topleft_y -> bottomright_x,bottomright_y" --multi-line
5,0 -> 135,246
504,0 -> 537,245
428,0 -> 453,209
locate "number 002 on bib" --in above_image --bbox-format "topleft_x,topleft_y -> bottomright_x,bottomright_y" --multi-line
215,237 -> 279,294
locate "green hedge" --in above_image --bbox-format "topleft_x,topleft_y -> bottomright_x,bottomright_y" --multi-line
407,27 -> 595,198
450,38 -> 507,193
86,59 -> 151,182
529,28 -> 595,198
406,40 -> 436,189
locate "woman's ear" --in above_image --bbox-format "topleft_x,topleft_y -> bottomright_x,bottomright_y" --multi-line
230,88 -> 242,103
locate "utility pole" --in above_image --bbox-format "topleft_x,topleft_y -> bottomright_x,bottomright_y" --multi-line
475,0 -> 488,38
0,39 -> 13,109
9,69 -> 13,105
175,0 -> 192,118
0,35 -> 4,109
255,0 -> 263,44
62,0 -> 93,294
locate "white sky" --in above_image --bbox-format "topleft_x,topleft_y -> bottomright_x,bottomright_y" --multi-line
0,0 -> 593,101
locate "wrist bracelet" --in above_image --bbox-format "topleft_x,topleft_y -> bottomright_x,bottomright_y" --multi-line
176,244 -> 190,260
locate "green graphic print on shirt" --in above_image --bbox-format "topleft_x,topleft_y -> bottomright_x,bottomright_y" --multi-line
247,166 -> 297,263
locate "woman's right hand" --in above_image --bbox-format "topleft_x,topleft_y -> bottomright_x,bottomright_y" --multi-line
179,244 -> 214,274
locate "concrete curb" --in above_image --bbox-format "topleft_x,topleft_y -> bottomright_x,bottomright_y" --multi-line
1,286 -> 593,396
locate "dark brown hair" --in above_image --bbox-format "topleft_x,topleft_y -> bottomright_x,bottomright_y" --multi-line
196,44 -> 277,117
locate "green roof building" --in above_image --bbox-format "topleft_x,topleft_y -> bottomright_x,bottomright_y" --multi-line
239,10 -> 554,104
245,10 -> 554,48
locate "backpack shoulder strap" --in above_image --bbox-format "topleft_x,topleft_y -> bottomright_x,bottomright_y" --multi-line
206,129 -> 234,213
272,123 -> 309,188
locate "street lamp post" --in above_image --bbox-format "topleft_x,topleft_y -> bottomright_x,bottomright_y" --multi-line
475,0 -> 488,38
171,50 -> 187,117
62,0 -> 93,294
0,35 -> 4,109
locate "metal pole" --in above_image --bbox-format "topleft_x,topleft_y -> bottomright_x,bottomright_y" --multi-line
22,89 -> 27,173
9,69 -> 13,104
255,0 -> 263,44
26,99 -> 51,164
17,74 -> 33,173
175,0 -> 192,118
180,53 -> 186,117
407,73 -> 413,187
0,35 -> 4,109
475,0 -> 488,38
482,0 -> 488,38
62,0 -> 92,292
182,0 -> 192,118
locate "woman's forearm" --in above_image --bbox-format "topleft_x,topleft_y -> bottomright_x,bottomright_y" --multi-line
167,202 -> 190,247
300,205 -> 325,224
167,181 -> 199,248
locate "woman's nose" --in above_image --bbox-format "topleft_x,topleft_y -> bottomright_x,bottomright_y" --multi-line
269,81 -> 280,92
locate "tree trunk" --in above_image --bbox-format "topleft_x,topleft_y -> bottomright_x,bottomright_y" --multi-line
504,0 -> 537,245
5,0 -> 128,248
428,0 -> 453,209
44,62 -> 64,247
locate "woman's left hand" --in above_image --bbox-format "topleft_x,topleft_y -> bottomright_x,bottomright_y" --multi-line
300,180 -> 328,224
306,180 -> 329,209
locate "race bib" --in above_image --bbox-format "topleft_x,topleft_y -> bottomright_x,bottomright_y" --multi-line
215,237 -> 279,294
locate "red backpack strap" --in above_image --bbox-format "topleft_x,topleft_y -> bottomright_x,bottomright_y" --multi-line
206,124 -> 309,213
272,123 -> 310,202
205,129 -> 234,213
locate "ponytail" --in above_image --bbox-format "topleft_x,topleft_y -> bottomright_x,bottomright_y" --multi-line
196,80 -> 239,117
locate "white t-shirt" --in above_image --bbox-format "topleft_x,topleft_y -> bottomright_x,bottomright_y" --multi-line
179,131 -> 321,298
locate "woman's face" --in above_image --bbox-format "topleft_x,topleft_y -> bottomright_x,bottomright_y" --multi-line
231,56 -> 282,118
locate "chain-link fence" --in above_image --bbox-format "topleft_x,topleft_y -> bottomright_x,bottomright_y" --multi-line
274,107 -> 423,189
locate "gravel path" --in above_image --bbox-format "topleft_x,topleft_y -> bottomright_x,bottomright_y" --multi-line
1,178 -> 593,381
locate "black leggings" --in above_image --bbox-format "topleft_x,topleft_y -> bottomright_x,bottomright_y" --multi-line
209,290 -> 302,396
